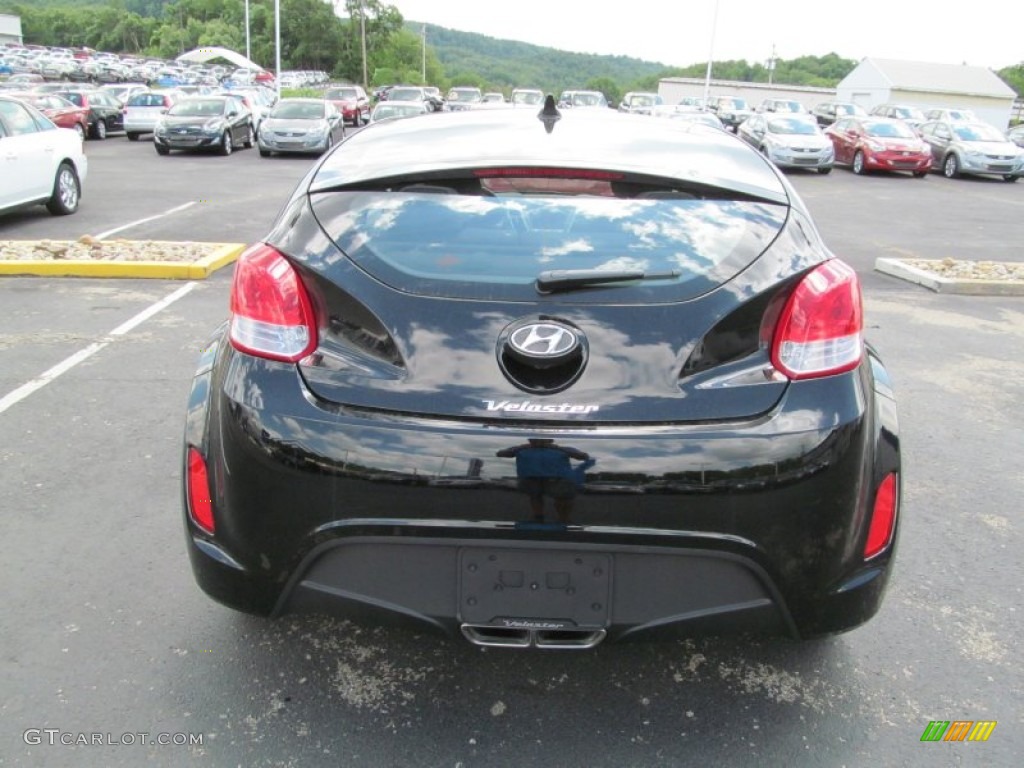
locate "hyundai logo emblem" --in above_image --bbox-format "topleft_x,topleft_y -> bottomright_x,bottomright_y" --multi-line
509,323 -> 579,358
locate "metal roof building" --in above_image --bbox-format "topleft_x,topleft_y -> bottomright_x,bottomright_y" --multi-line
837,58 -> 1017,129
0,14 -> 23,46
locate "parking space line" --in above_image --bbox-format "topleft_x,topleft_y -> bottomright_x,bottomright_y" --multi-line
95,201 -> 197,240
0,282 -> 198,416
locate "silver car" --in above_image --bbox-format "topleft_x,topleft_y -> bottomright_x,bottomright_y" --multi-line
737,114 -> 834,173
618,92 -> 662,115
446,87 -> 483,112
919,120 -> 1024,181
369,100 -> 429,123
123,90 -> 179,140
510,88 -> 543,107
257,98 -> 345,156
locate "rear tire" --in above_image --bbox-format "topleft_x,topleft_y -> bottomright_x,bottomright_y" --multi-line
73,123 -> 86,141
46,162 -> 80,215
92,119 -> 107,140
127,132 -> 140,141
852,151 -> 866,175
943,154 -> 960,179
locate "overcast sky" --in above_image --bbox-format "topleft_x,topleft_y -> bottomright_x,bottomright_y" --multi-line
390,0 -> 1023,71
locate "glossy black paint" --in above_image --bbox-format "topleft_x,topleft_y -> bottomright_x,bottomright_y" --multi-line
182,108 -> 901,644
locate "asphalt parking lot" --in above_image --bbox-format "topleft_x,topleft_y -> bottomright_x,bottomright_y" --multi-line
1,137 -> 1022,767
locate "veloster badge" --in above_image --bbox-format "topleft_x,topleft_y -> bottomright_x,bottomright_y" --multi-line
483,399 -> 599,414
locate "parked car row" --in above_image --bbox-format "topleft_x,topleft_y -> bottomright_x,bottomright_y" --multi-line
1,42 -> 291,89
642,93 -> 1023,182
734,110 -> 1024,182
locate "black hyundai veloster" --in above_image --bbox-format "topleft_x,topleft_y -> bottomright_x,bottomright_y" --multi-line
182,98 -> 901,649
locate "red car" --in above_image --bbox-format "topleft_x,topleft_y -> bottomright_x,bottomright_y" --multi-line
12,93 -> 90,140
825,116 -> 932,177
324,84 -> 370,127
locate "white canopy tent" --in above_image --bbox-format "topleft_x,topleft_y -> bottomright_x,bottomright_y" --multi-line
176,47 -> 264,72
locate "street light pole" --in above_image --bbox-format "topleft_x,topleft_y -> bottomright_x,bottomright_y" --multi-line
421,24 -> 426,85
245,0 -> 250,63
702,0 -> 719,107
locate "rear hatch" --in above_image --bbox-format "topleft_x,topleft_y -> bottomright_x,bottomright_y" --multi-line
282,168 -> 824,425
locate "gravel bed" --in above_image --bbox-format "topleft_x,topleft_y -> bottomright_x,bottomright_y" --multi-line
0,237 -> 224,263
901,257 -> 1024,281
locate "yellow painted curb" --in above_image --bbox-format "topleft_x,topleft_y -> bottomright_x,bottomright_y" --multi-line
0,242 -> 245,279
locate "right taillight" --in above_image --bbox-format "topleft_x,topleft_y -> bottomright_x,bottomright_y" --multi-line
864,472 -> 898,559
770,259 -> 863,380
228,243 -> 316,362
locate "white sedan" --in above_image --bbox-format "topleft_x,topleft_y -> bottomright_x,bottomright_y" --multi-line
0,94 -> 87,216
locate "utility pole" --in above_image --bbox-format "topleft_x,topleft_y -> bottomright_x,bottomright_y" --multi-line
767,43 -> 777,86
245,0 -> 250,63
274,0 -> 281,98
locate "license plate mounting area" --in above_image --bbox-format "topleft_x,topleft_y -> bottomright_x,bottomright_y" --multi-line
458,548 -> 611,629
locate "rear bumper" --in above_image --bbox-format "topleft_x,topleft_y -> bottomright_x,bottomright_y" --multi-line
183,341 -> 901,641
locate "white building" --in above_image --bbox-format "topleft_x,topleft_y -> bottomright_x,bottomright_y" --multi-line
658,76 -> 832,113
0,14 -> 22,46
837,58 -> 1017,129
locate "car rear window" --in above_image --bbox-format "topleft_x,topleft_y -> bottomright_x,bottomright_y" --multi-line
388,88 -> 423,101
311,180 -> 788,303
128,93 -> 167,107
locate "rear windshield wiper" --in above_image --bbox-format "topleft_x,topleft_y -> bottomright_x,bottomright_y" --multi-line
536,268 -> 680,293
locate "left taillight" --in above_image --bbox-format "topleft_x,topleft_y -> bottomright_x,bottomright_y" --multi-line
770,259 -> 863,380
186,447 -> 215,534
228,243 -> 317,362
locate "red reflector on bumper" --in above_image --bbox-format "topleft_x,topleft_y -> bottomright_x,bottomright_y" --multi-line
187,447 -> 215,534
864,473 -> 898,559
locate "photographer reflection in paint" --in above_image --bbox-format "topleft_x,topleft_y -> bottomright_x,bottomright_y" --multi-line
496,438 -> 595,523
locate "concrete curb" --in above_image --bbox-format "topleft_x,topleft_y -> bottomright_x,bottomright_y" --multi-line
874,258 -> 1024,296
0,242 -> 245,279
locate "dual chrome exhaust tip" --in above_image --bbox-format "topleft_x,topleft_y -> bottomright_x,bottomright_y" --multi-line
461,624 -> 607,649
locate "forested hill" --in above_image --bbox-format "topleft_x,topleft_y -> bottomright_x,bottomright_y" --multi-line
414,22 -> 670,93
